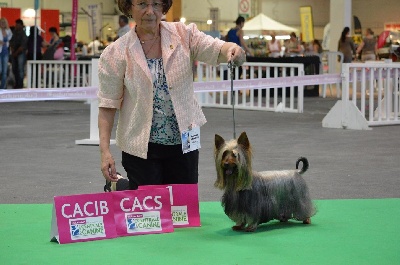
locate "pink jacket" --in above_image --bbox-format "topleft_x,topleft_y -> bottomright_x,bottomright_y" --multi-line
98,22 -> 224,159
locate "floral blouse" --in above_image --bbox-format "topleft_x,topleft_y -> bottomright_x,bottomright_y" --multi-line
147,58 -> 181,145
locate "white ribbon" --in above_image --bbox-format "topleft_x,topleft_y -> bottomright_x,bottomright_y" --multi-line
0,74 -> 341,103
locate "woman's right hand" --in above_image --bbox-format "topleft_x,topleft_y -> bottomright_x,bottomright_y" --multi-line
100,151 -> 119,182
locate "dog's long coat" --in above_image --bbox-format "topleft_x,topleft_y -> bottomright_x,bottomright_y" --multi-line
214,132 -> 316,232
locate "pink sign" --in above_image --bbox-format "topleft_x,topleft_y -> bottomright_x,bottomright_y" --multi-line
139,184 -> 201,228
51,192 -> 117,244
112,189 -> 174,236
70,0 -> 78,61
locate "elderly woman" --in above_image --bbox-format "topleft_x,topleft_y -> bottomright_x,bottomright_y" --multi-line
98,0 -> 246,190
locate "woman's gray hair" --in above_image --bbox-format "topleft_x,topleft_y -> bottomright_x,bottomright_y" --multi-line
117,0 -> 173,18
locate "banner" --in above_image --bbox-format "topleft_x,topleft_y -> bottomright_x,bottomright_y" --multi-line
87,3 -> 103,40
384,22 -> 400,31
71,0 -> 78,61
112,189 -> 174,236
299,6 -> 314,42
139,184 -> 201,228
50,192 -> 117,244
51,188 -> 174,243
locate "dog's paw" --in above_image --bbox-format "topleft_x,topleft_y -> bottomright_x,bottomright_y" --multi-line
279,214 -> 289,222
245,225 -> 257,232
302,218 -> 311,224
232,224 -> 245,231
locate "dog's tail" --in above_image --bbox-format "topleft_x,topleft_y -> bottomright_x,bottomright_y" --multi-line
296,157 -> 309,175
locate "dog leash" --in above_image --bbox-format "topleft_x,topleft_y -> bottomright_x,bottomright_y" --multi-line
228,61 -> 237,139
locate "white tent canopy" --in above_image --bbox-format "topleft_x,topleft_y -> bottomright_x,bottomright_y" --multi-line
242,13 -> 298,35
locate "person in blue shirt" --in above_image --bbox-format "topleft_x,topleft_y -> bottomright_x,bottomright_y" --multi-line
226,16 -> 252,55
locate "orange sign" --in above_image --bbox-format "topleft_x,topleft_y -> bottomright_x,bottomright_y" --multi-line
384,22 -> 400,31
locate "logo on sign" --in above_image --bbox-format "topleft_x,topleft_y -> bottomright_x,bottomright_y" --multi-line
69,216 -> 106,240
125,211 -> 162,233
172,206 -> 189,225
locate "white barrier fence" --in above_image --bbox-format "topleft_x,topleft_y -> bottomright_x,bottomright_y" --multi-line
323,62 -> 400,129
2,59 -> 343,144
196,62 -> 305,113
4,59 -> 399,148
25,60 -> 306,114
319,51 -> 344,98
27,60 -> 92,89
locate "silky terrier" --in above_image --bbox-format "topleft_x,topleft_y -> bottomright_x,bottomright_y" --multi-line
214,132 -> 316,232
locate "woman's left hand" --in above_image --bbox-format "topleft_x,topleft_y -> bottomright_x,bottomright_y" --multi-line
227,45 -> 246,66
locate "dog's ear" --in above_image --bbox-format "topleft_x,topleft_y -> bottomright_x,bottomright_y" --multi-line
215,134 -> 225,150
237,132 -> 250,150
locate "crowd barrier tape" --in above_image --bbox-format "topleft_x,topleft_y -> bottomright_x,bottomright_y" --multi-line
0,87 -> 98,103
0,74 -> 342,145
0,74 -> 341,103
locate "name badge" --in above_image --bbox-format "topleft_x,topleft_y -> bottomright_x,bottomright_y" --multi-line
181,126 -> 201,154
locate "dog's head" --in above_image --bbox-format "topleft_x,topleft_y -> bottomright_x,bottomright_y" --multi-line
214,132 -> 253,191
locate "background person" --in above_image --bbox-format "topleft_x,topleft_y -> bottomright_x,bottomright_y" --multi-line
356,28 -> 378,62
88,36 -> 101,55
226,16 -> 252,55
9,19 -> 27,89
286,32 -> 302,56
0,18 -> 12,90
27,26 -> 49,61
98,0 -> 246,190
312,39 -> 323,54
304,39 -> 323,56
48,27 -> 60,45
338,26 -> 356,63
116,15 -> 131,40
268,33 -> 281,58
27,26 -> 49,87
43,27 -> 64,60
224,16 -> 251,80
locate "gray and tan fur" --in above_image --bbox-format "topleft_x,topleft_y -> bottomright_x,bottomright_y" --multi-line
214,132 -> 316,232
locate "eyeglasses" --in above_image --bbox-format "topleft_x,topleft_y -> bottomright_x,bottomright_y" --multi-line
132,2 -> 165,11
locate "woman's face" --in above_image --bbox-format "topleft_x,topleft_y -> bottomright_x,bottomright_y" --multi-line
0,20 -> 6,28
131,1 -> 164,31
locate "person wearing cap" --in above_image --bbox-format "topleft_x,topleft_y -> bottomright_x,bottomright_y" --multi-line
9,19 -> 27,88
